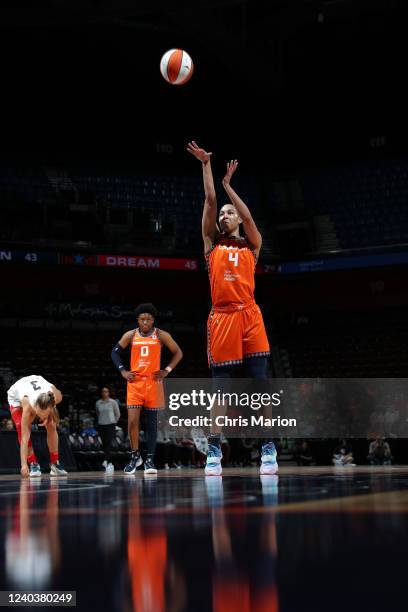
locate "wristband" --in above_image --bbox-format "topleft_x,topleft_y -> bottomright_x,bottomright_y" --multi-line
165,366 -> 173,373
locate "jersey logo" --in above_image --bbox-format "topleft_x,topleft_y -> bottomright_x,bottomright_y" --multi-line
228,251 -> 239,267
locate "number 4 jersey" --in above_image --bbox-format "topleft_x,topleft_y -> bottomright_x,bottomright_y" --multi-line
207,236 -> 256,311
7,375 -> 53,408
206,236 -> 270,367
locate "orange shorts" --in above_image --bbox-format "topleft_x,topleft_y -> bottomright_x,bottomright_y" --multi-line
207,303 -> 270,367
127,376 -> 164,410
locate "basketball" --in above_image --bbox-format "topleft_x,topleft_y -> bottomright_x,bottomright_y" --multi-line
160,49 -> 194,85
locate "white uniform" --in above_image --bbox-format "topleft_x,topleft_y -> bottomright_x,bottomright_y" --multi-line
7,375 -> 53,409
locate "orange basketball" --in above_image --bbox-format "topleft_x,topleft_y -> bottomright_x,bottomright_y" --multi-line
160,49 -> 194,85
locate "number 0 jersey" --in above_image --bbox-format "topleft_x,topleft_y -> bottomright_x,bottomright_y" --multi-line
207,236 -> 256,311
130,328 -> 162,376
7,375 -> 53,408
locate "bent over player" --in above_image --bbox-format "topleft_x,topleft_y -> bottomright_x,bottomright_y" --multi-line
187,141 -> 278,476
111,303 -> 183,475
7,375 -> 67,477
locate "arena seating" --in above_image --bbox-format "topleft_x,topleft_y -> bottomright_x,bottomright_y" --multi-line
3,159 -> 408,255
301,160 -> 408,249
0,166 -> 262,255
274,308 -> 408,377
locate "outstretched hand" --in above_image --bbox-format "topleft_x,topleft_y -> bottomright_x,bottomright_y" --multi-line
222,159 -> 238,187
186,141 -> 212,163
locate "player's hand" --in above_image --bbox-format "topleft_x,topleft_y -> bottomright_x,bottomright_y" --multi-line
38,413 -> 51,427
21,465 -> 29,478
152,369 -> 168,380
187,141 -> 212,164
222,159 -> 238,187
121,370 -> 135,382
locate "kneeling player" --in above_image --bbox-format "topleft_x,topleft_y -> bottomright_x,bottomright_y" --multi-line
111,303 -> 183,475
7,375 -> 67,477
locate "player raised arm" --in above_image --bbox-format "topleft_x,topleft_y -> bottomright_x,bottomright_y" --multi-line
111,329 -> 135,382
187,141 -> 218,254
154,331 -> 183,379
222,159 -> 262,256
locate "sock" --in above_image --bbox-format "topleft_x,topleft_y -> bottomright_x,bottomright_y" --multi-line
50,451 -> 59,464
27,453 -> 38,465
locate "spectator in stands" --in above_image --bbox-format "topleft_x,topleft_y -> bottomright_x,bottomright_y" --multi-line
0,400 -> 10,419
109,388 -> 126,428
294,440 -> 314,466
332,439 -> 356,467
81,418 -> 98,436
95,387 -> 120,474
58,418 -> 71,435
4,419 -> 14,431
368,438 -> 392,465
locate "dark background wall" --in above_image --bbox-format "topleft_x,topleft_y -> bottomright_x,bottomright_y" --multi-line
0,0 -> 407,167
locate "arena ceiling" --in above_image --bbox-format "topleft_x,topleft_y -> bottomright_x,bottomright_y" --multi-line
0,0 -> 406,161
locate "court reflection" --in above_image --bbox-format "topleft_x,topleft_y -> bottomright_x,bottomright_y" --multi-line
5,479 -> 61,590
124,478 -> 187,612
205,475 -> 279,612
2,469 -> 407,612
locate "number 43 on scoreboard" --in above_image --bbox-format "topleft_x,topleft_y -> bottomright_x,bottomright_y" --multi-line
25,253 -> 38,262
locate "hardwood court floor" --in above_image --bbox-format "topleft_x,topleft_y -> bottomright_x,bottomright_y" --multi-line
0,466 -> 407,611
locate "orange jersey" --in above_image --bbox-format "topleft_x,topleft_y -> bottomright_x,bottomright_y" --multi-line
207,237 -> 256,311
130,328 -> 161,376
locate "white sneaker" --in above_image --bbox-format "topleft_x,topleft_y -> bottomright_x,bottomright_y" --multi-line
29,463 -> 42,478
106,463 -> 114,474
102,460 -> 108,469
260,442 -> 279,475
124,451 -> 143,475
144,458 -> 157,474
205,444 -> 223,476
50,462 -> 68,476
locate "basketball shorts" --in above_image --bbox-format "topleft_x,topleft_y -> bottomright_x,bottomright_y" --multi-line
127,376 -> 164,410
207,303 -> 270,367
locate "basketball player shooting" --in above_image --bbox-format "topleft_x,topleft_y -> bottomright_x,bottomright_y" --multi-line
187,141 -> 278,476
